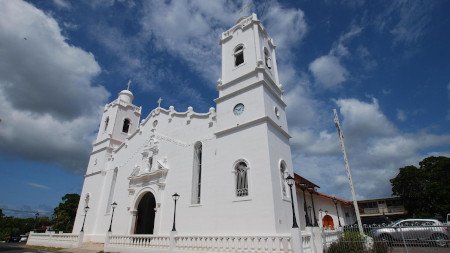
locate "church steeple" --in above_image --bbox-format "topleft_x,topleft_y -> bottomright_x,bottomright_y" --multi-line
95,83 -> 141,145
218,13 -> 281,96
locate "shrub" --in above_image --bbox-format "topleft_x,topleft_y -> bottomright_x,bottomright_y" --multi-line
327,231 -> 388,253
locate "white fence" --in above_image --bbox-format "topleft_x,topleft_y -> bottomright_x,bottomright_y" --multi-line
105,234 -> 296,253
174,235 -> 292,252
27,231 -> 83,248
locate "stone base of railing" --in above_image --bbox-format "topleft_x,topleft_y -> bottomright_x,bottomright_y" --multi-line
26,231 -> 83,248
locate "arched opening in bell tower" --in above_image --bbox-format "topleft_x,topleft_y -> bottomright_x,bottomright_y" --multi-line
122,118 -> 131,133
134,192 -> 156,234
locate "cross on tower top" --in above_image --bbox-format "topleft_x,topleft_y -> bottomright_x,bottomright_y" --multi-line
127,80 -> 132,91
239,2 -> 252,15
157,97 -> 163,108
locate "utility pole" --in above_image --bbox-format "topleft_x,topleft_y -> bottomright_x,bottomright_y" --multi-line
333,109 -> 364,236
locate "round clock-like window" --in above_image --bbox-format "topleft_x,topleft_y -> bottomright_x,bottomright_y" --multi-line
233,103 -> 245,116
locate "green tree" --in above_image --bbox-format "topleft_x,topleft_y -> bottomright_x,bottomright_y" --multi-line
52,193 -> 80,232
390,156 -> 450,218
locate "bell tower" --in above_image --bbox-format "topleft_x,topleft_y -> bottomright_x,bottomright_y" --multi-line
73,88 -> 141,235
87,89 -> 141,175
215,13 -> 288,135
214,14 -> 296,234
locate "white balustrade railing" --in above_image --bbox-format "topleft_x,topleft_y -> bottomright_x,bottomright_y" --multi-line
27,232 -> 81,248
301,231 -> 312,253
174,235 -> 292,252
108,234 -> 171,248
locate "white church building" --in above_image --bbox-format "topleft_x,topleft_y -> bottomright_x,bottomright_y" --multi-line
66,13 -> 355,252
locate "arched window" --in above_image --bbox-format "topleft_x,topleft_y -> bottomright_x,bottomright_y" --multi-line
322,214 -> 335,230
122,118 -> 131,133
234,44 -> 244,67
280,161 -> 287,198
104,117 -> 109,132
235,161 -> 249,197
264,47 -> 271,69
191,142 -> 202,204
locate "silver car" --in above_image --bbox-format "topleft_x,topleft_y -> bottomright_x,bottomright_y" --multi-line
371,219 -> 449,247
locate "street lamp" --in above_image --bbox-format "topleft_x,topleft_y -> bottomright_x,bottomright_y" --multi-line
332,197 -> 342,227
285,175 -> 299,228
299,182 -> 312,227
108,202 -> 118,232
308,186 -> 318,226
81,206 -> 90,232
34,212 -> 39,231
172,193 -> 180,232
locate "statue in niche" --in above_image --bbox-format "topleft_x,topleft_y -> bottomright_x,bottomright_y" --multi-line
141,150 -> 153,173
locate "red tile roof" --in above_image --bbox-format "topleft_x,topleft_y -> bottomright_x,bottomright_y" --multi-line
293,173 -> 352,206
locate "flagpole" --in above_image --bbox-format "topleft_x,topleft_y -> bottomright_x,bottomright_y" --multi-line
333,109 -> 364,236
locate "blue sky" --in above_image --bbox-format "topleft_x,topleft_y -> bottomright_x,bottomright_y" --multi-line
0,0 -> 449,217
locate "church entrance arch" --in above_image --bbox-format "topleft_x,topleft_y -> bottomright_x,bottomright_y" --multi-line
134,192 -> 156,234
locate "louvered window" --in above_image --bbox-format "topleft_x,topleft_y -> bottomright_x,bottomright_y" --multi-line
235,161 -> 249,197
280,162 -> 287,197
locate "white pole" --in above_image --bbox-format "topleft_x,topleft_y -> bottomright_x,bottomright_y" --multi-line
333,109 -> 364,236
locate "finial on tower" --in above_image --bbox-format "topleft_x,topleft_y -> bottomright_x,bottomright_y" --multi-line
127,80 -> 132,91
157,97 -> 163,108
239,1 -> 253,16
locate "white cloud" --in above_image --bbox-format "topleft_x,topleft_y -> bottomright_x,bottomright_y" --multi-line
308,25 -> 362,89
290,95 -> 450,200
309,56 -> 349,88
336,98 -> 396,138
27,182 -> 51,190
396,109 -> 407,122
262,3 -> 307,59
137,0 -> 307,87
0,0 -> 108,171
52,0 -> 71,9
376,1 -> 436,45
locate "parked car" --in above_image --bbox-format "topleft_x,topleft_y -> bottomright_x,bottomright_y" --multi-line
371,219 -> 449,247
19,234 -> 28,242
7,234 -> 21,243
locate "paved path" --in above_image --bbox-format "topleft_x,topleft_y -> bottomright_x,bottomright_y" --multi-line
0,243 -> 102,253
0,242 -> 58,253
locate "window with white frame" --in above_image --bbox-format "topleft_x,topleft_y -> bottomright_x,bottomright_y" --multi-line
234,44 -> 244,67
191,142 -> 202,204
235,161 -> 249,197
264,47 -> 272,69
280,161 -> 287,198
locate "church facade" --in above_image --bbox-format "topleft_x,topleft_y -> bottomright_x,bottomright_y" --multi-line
73,13 -> 300,243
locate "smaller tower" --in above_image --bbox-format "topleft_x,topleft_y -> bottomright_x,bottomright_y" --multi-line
73,88 -> 141,236
87,88 -> 141,175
